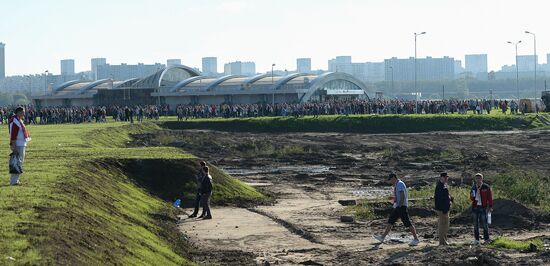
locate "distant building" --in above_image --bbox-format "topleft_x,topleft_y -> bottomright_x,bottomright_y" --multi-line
517,55 -> 537,72
328,56 -> 384,82
296,58 -> 312,73
167,59 -> 181,67
97,63 -> 164,80
328,56 -> 353,73
465,54 -> 488,76
384,56 -> 455,81
0,42 -> 5,80
365,62 -> 385,82
454,60 -> 465,76
202,57 -> 218,76
223,61 -> 256,76
60,59 -> 75,76
91,58 -> 107,80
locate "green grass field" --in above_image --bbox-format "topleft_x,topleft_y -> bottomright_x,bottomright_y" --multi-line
0,122 -> 265,265
160,112 -> 550,134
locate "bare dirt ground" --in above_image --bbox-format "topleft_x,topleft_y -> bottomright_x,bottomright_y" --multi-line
141,129 -> 550,265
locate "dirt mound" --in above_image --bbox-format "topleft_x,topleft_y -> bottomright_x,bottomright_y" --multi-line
452,199 -> 539,229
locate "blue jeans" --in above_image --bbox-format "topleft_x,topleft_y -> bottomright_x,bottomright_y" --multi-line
472,207 -> 489,241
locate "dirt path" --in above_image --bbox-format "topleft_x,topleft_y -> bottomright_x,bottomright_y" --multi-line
168,129 -> 550,265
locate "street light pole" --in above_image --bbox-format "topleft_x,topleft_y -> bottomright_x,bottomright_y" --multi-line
508,41 -> 522,100
525,31 -> 536,99
389,66 -> 394,94
271,63 -> 276,105
44,70 -> 49,107
414,31 -> 427,113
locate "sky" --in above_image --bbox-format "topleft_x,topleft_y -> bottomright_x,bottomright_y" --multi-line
1,0 -> 549,76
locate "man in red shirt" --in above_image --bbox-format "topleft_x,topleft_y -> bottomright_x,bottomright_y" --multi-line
470,173 -> 493,244
8,107 -> 31,186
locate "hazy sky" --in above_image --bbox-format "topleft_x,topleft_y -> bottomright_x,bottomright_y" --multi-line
1,0 -> 549,76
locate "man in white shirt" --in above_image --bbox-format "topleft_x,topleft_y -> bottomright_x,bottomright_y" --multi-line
374,173 -> 420,246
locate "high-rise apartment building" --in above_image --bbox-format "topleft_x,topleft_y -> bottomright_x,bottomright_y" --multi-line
91,58 -> 107,80
296,58 -> 312,73
0,43 -> 5,80
202,57 -> 218,76
384,56 -> 455,81
465,54 -> 488,74
60,59 -> 75,76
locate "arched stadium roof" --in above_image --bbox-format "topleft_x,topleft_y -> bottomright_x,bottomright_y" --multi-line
155,71 -> 369,102
131,65 -> 201,89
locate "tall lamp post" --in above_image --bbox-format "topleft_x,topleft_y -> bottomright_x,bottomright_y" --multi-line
507,40 -> 522,100
414,31 -> 427,113
525,31 -> 536,99
271,63 -> 276,105
389,66 -> 394,94
44,70 -> 49,107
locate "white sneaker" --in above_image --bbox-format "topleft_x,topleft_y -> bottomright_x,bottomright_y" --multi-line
373,235 -> 385,243
409,239 -> 420,246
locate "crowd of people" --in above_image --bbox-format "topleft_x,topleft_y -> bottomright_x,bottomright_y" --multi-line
0,105 -> 171,125
0,98 -> 542,125
176,99 -> 533,119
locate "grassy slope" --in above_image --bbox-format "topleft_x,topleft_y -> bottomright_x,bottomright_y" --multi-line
161,113 -> 549,134
0,122 -> 264,265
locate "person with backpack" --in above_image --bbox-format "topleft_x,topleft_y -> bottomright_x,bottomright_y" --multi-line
434,173 -> 453,245
470,173 -> 493,245
199,166 -> 213,220
8,107 -> 31,186
188,161 -> 206,218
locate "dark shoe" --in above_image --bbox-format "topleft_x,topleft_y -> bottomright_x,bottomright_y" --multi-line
188,214 -> 197,218
197,214 -> 205,219
202,215 -> 212,220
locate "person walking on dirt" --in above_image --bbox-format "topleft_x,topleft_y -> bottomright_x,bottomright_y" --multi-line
434,172 -> 453,245
199,166 -> 213,220
189,161 -> 207,218
470,173 -> 493,245
374,173 -> 420,246
8,107 -> 31,186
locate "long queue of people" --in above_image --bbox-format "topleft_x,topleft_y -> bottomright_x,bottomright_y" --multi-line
176,99 -> 526,119
0,99 -> 536,125
0,105 -> 171,125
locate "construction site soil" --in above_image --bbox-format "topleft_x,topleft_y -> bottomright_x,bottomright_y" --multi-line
133,129 -> 550,265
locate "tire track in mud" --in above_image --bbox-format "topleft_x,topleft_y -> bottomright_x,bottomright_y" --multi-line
246,208 -> 326,245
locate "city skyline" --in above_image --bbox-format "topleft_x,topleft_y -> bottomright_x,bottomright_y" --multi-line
1,0 -> 550,76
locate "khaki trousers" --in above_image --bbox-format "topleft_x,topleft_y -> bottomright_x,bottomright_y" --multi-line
436,210 -> 449,245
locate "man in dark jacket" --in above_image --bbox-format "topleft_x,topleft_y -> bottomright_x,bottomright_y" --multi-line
470,173 -> 493,244
189,161 -> 206,218
199,166 -> 213,220
434,172 -> 452,245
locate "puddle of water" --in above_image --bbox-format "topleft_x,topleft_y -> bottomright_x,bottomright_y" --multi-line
222,165 -> 330,176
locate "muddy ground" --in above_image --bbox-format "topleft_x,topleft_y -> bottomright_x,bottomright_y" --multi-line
136,129 -> 550,265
